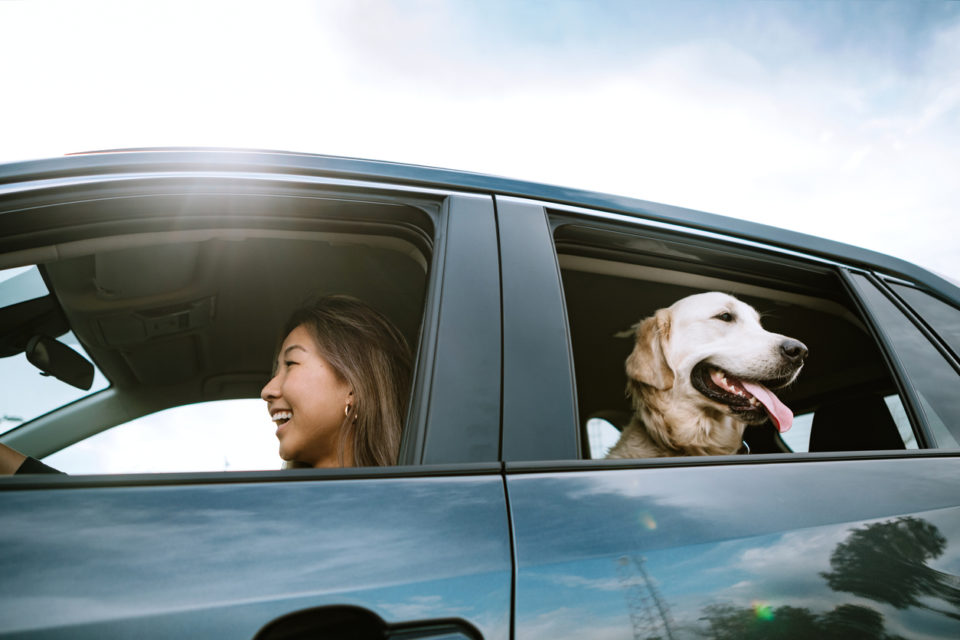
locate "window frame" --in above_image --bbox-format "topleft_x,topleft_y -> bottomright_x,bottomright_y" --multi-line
498,197 -> 957,465
1,171 -> 504,482
842,270 -> 960,449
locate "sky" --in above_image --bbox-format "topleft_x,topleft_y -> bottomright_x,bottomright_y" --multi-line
1,0 -> 958,284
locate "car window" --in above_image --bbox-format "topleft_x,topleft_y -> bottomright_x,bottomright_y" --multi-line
0,265 -> 47,305
777,395 -> 915,453
1,266 -> 110,436
551,218 -> 917,458
848,273 -> 960,449
44,399 -> 278,474
586,417 -> 621,459
890,282 -> 960,359
1,193 -> 439,473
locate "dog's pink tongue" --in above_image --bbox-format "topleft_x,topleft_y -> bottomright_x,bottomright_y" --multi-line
742,381 -> 793,433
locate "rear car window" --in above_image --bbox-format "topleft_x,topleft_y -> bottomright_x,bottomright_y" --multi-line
551,217 -> 917,458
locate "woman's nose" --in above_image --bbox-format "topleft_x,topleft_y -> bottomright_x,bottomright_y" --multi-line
261,375 -> 280,401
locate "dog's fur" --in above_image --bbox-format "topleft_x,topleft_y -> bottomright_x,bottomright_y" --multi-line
606,292 -> 807,458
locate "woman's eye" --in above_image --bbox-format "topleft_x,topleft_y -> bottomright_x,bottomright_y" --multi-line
715,312 -> 734,322
284,360 -> 298,367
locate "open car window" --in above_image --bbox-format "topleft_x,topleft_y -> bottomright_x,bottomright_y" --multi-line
550,215 -> 923,458
1,189 -> 436,473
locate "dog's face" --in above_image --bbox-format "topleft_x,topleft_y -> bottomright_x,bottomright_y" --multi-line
626,292 -> 807,432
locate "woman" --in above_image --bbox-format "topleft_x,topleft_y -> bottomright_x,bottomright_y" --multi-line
262,295 -> 413,468
1,295 -> 413,473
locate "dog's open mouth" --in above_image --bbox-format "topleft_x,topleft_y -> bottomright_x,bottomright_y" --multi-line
691,362 -> 795,432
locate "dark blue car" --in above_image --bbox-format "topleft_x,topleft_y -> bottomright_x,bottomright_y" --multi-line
1,149 -> 959,639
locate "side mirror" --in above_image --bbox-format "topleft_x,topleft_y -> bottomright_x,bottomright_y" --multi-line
25,335 -> 95,391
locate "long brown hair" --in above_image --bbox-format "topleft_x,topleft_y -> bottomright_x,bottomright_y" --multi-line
281,295 -> 413,467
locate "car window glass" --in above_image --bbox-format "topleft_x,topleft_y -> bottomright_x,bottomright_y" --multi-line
44,399 -> 279,474
884,393 -> 916,448
0,266 -> 47,305
848,273 -> 960,448
586,417 -> 621,459
891,283 -> 960,358
1,265 -> 110,435
1,331 -> 110,435
780,412 -> 813,452
780,395 -> 915,453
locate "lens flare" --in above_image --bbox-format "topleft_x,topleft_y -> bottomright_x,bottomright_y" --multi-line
752,601 -> 774,621
638,511 -> 657,530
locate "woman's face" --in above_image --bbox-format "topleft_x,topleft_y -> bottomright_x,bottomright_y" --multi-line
260,324 -> 354,467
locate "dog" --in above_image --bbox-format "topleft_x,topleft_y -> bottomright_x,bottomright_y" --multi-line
606,292 -> 807,458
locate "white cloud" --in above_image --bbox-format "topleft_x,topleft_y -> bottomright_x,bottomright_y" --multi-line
1,1 -> 957,282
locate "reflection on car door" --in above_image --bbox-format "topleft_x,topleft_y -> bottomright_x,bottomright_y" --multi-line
507,458 -> 960,639
0,470 -> 511,639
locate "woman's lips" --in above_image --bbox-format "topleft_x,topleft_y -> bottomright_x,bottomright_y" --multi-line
271,410 -> 292,436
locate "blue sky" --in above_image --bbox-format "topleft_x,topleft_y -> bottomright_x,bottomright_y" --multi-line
1,0 -> 958,284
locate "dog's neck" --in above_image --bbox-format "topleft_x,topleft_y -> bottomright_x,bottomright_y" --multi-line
627,380 -> 747,457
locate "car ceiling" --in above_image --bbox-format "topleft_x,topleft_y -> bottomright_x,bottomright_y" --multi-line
43,229 -> 428,400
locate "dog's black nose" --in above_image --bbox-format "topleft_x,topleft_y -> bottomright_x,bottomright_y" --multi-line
780,339 -> 808,364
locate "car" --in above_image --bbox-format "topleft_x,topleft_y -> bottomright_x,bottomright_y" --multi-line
1,148 -> 958,639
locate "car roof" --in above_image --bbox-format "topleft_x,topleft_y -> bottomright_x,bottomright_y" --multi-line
2,147 -> 958,304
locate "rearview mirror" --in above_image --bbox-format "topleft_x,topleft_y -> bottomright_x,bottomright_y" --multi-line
26,335 -> 95,391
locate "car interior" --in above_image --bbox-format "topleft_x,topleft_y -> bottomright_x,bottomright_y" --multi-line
1,192 -> 923,470
0,195 -> 434,466
551,218 -> 913,458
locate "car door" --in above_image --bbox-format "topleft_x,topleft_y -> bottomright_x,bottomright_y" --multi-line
0,156 -> 511,640
496,196 -> 960,639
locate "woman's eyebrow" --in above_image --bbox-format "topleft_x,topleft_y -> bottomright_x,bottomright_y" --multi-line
282,344 -> 307,358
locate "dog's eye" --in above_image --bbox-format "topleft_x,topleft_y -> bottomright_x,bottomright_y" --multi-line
715,312 -> 734,322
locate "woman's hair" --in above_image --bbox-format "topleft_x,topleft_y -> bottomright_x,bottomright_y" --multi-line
282,295 -> 413,467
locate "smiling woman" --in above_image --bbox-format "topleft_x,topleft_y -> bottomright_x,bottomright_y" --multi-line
262,296 -> 413,469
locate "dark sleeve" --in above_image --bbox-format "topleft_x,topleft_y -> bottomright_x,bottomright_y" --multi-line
15,456 -> 65,475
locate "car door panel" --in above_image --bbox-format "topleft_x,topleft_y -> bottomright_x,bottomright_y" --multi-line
507,457 -> 960,639
0,471 -> 511,639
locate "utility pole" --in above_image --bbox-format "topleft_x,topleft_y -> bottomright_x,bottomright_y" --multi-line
617,555 -> 676,640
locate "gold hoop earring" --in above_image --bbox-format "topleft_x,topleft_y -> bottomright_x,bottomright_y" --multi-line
344,403 -> 351,418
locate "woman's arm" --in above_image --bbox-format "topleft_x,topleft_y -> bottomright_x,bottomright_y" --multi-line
0,443 -> 27,475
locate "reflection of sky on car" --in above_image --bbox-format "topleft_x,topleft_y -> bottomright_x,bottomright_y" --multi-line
517,514 -> 960,640
510,470 -> 960,639
0,476 -> 512,638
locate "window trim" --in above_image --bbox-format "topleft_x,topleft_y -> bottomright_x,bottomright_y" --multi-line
842,269 -> 960,450
532,205 -> 943,466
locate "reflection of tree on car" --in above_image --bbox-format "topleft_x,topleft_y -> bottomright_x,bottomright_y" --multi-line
696,516 -> 958,638
822,516 -> 960,621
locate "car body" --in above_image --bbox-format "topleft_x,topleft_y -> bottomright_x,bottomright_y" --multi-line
1,149 -> 959,639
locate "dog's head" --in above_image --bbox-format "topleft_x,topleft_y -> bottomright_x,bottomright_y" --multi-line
625,292 -> 807,433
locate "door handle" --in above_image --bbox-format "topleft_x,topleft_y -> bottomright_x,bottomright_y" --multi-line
253,604 -> 483,640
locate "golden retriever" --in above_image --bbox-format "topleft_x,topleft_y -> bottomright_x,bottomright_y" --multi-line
606,292 -> 807,458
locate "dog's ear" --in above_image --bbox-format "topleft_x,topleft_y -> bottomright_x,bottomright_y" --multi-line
625,309 -> 674,390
